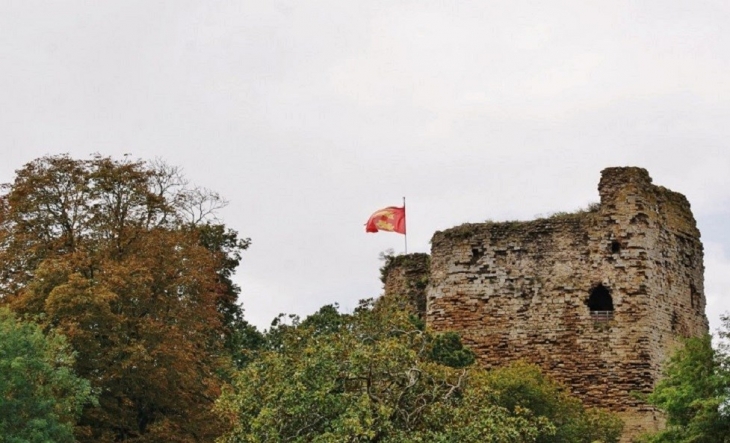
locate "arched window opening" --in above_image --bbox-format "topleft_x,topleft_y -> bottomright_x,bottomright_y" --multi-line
588,284 -> 614,321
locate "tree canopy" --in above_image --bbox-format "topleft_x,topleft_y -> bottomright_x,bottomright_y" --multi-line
0,155 -> 250,442
0,307 -> 94,443
641,315 -> 730,442
215,295 -> 623,443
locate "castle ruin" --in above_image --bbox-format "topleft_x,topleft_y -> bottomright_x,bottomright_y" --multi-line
383,167 -> 709,441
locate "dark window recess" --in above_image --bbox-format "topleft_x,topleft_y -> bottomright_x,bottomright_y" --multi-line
588,284 -> 614,321
611,241 -> 621,254
470,247 -> 484,265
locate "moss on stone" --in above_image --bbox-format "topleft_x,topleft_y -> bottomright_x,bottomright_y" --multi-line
379,253 -> 430,284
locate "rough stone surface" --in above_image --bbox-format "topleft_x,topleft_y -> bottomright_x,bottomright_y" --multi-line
380,253 -> 430,318
383,167 -> 708,442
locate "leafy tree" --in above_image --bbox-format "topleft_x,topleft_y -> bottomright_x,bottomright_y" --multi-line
0,307 -> 94,443
196,223 -> 261,369
429,331 -> 476,368
261,304 -> 347,354
0,155 -> 250,442
641,317 -> 730,442
215,295 -> 622,442
481,363 -> 623,443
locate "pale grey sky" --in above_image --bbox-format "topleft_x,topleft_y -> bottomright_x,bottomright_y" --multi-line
1,1 -> 729,332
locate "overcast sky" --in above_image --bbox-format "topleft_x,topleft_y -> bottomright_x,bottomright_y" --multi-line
1,1 -> 729,333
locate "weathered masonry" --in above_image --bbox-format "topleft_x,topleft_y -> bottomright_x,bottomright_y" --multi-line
383,167 -> 708,441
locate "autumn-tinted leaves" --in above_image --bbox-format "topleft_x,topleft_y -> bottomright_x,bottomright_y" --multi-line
0,155 -> 248,442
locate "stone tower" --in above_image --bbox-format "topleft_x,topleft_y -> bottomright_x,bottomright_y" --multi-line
385,167 -> 709,441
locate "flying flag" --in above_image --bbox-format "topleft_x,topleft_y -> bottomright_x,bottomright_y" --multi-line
365,206 -> 406,234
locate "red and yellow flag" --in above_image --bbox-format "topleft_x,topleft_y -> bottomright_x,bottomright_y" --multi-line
365,206 -> 406,234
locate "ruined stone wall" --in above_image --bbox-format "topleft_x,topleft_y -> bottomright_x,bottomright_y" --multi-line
380,253 -> 430,318
423,167 -> 708,441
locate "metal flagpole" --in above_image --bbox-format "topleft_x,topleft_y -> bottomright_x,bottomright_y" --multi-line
403,196 -> 407,254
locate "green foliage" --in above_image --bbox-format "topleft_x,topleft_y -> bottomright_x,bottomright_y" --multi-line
0,155 -> 249,441
299,304 -> 346,336
641,324 -> 730,443
216,297 -> 622,443
408,314 -> 426,331
409,369 -> 557,443
429,331 -> 476,368
0,307 -> 94,443
483,363 -> 623,443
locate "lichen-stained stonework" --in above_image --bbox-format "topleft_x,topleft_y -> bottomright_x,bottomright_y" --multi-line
424,167 -> 708,441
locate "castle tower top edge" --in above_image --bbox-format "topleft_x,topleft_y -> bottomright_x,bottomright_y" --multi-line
422,166 -> 708,442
